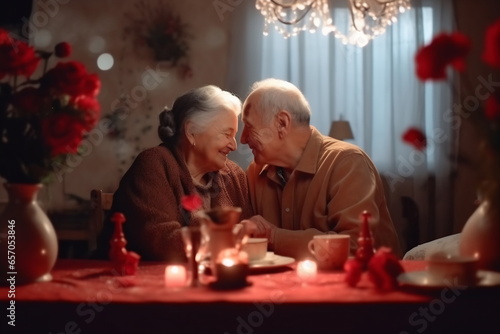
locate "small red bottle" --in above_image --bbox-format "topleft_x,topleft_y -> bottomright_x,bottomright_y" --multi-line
355,210 -> 375,269
109,212 -> 127,263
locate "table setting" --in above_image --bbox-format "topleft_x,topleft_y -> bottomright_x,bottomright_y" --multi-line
2,207 -> 500,334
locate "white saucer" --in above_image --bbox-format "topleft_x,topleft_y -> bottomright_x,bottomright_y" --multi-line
249,252 -> 295,269
398,270 -> 500,289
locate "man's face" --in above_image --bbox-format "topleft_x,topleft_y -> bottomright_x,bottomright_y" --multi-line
240,93 -> 279,165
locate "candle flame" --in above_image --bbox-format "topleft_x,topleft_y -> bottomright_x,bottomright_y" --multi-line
221,258 -> 236,267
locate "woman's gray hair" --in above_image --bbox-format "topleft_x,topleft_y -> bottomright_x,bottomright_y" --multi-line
158,85 -> 241,147
246,78 -> 311,125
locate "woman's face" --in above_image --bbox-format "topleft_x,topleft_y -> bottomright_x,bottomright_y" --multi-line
192,108 -> 238,171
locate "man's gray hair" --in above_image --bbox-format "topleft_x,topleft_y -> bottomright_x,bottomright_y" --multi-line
246,78 -> 311,125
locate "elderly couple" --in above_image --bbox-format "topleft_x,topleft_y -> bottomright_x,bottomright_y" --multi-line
95,78 -> 401,262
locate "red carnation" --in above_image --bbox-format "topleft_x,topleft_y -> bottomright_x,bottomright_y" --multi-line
402,127 -> 427,151
0,37 -> 40,79
181,194 -> 203,211
54,42 -> 72,58
42,61 -> 101,98
483,18 -> 500,68
41,113 -> 86,156
11,87 -> 44,114
72,95 -> 101,131
415,32 -> 471,80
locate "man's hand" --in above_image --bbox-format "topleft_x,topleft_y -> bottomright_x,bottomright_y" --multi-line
241,215 -> 276,243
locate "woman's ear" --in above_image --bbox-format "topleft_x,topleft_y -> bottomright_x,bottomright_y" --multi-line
184,121 -> 196,146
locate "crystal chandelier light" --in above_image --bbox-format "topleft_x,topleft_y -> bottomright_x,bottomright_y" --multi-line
255,0 -> 412,47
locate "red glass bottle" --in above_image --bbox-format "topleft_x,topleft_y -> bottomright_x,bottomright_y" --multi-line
109,212 -> 127,263
355,210 -> 375,269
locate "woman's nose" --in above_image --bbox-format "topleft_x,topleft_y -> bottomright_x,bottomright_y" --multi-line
229,136 -> 237,151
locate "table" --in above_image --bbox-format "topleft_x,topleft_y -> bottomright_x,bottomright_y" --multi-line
1,259 -> 499,334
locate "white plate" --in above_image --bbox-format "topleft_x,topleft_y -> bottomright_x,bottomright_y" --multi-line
398,270 -> 500,289
249,252 -> 295,269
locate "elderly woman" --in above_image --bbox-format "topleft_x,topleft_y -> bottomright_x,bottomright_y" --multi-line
95,85 -> 253,261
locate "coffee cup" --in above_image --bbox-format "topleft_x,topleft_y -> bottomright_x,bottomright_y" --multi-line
308,234 -> 350,270
242,238 -> 268,262
426,252 -> 478,286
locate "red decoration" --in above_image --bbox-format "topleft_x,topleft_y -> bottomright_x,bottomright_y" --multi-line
123,251 -> 141,276
181,193 -> 203,212
483,18 -> 500,68
485,92 -> 500,121
367,247 -> 404,291
355,211 -> 375,269
344,211 -> 404,290
402,127 -> 427,151
415,32 -> 471,80
344,258 -> 363,287
109,212 -> 127,262
109,212 -> 141,275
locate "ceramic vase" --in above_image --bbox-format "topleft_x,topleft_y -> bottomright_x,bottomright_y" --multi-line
459,200 -> 500,272
0,183 -> 58,284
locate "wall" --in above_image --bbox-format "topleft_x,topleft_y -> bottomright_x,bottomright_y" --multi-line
1,0 -> 233,211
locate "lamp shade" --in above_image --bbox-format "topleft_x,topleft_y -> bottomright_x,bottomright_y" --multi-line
329,121 -> 354,140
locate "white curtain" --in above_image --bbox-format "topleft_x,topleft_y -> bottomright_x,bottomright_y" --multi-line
227,0 -> 457,252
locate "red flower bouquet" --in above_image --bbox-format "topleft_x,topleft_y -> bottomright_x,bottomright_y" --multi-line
0,29 -> 101,183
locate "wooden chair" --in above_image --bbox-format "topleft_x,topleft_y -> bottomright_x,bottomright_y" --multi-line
89,189 -> 114,252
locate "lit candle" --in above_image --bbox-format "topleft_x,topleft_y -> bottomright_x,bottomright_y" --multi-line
164,265 -> 187,288
296,260 -> 317,282
214,257 -> 248,288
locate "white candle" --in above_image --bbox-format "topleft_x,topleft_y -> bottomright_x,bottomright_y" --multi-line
296,260 -> 317,281
164,265 -> 187,288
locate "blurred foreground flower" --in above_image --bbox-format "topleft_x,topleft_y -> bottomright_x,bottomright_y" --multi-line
0,29 -> 101,183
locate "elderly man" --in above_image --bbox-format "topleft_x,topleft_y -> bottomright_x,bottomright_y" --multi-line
240,78 -> 401,260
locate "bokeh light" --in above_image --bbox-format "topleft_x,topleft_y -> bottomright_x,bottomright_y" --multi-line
97,53 -> 114,71
33,29 -> 52,48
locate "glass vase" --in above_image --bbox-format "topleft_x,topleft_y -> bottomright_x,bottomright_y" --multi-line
0,183 -> 58,284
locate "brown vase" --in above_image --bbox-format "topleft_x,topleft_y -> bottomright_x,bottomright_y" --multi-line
459,200 -> 500,272
0,183 -> 58,284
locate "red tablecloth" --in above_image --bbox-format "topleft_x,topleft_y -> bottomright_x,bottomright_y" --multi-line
1,260 -> 499,334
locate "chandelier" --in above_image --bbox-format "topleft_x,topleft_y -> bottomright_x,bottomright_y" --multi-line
255,0 -> 412,47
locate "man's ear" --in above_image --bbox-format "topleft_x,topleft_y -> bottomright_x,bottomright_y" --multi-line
276,110 -> 291,137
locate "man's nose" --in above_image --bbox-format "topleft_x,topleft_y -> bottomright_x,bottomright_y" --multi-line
240,127 -> 248,144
